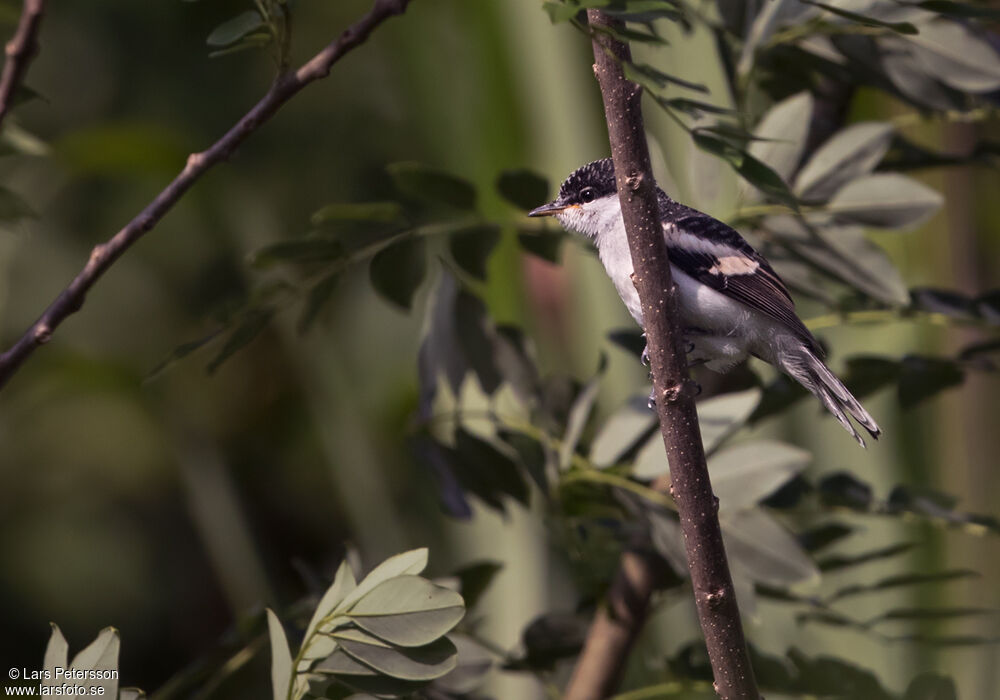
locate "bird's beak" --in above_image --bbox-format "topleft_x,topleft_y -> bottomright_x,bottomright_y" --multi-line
528,201 -> 570,217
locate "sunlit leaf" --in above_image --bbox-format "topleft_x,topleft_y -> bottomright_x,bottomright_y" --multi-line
338,549 -> 429,613
697,388 -> 761,455
334,629 -> 457,681
349,575 -> 465,647
721,509 -> 820,586
266,610 -> 292,700
907,19 -> 1000,92
748,91 -> 813,184
590,396 -> 656,468
795,122 -> 895,202
693,130 -> 797,207
711,440 -> 811,510
824,173 -> 942,229
306,560 -> 357,641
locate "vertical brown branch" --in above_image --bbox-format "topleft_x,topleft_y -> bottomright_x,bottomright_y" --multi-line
563,10 -> 760,700
0,0 -> 45,130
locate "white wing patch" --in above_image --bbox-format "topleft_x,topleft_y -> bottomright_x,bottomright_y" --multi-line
708,255 -> 760,276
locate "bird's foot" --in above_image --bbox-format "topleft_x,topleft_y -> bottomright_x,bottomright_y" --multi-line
640,336 -> 650,367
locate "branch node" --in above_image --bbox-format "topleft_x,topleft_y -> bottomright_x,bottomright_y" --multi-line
661,378 -> 698,404
705,588 -> 726,609
32,323 -> 50,344
625,171 -> 643,191
88,244 -> 105,265
186,152 -> 206,171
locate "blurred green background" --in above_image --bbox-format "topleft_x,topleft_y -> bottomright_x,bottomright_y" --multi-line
0,1 -> 997,698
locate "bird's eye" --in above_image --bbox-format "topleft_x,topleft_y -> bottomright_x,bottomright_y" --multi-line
580,187 -> 596,203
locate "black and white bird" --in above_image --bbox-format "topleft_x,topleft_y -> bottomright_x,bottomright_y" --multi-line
529,158 -> 880,447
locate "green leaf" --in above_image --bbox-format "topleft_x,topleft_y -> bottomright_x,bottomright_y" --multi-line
817,542 -> 914,573
305,560 -> 358,641
560,356 -> 606,470
0,186 -> 35,222
333,629 -> 457,681
874,607 -> 997,625
696,388 -> 761,455
369,237 -> 427,310
912,1 -> 1000,21
721,509 -> 819,586
906,19 -> 1000,92
337,549 -> 429,613
710,440 -> 811,510
693,131 -> 797,208
208,33 -> 272,59
315,648 -> 377,676
266,610 -> 292,700
207,308 -> 273,374
802,0 -> 918,34
623,62 -> 708,93
497,169 -> 549,210
348,575 -> 465,646
516,229 -> 563,263
765,216 -> 909,305
795,122 -> 895,202
590,397 -> 656,468
904,673 -> 958,700
654,96 -> 735,117
310,202 -> 403,225
818,471 -> 873,509
387,162 -> 476,210
298,272 -> 340,333
206,10 -> 266,47
748,91 -> 813,185
250,235 -> 343,268
432,633 -> 493,694
879,37 -> 960,112
452,428 -> 529,509
829,569 -> 979,602
449,224 -> 500,280
824,173 -> 942,228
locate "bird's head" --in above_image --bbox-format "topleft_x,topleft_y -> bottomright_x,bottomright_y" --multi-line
528,158 -> 620,239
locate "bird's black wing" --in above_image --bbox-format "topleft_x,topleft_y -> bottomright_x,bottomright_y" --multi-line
663,211 -> 823,355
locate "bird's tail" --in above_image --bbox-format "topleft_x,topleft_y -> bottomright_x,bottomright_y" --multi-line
776,339 -> 881,447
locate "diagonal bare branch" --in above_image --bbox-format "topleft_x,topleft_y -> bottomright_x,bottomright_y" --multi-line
0,0 -> 44,131
0,0 -> 415,391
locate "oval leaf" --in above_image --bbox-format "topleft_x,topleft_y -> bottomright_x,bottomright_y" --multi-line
207,10 -> 265,47
337,549 -> 429,614
749,91 -> 814,184
369,237 -> 427,310
349,575 -> 465,646
721,509 -> 820,586
697,388 -> 762,455
590,396 -> 656,468
387,162 -> 476,210
335,629 -> 457,681
266,610 -> 292,700
795,122 -> 895,202
305,559 -> 357,640
826,173 -> 942,228
907,20 -> 1000,92
711,440 -> 811,510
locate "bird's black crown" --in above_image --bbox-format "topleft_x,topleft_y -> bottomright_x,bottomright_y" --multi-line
558,157 -> 617,204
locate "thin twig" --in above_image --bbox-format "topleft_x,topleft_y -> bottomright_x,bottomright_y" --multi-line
0,0 -> 45,130
0,0 -> 415,391
563,10 -> 760,700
